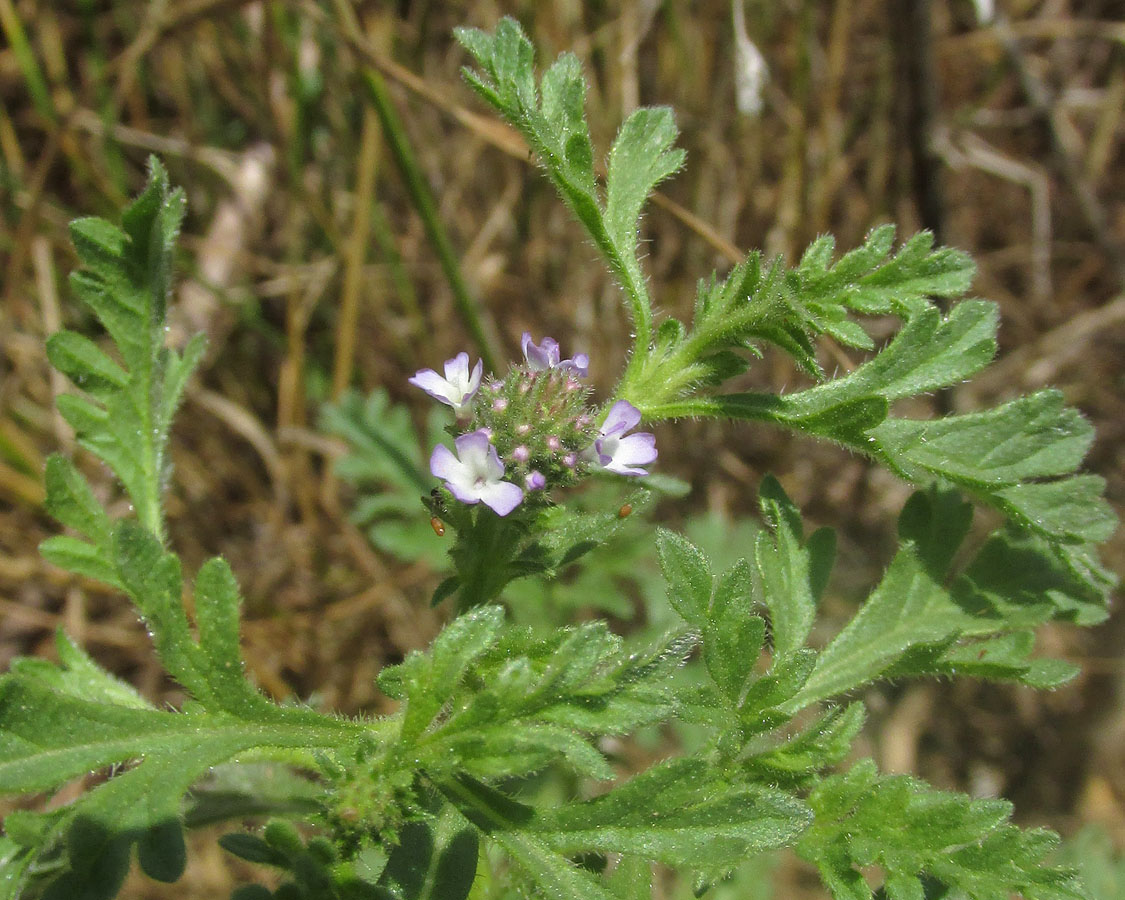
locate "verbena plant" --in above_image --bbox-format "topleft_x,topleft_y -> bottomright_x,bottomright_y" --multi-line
1,18 -> 1117,900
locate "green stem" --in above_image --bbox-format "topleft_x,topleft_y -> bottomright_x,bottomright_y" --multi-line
362,70 -> 500,373
0,0 -> 56,125
140,358 -> 167,547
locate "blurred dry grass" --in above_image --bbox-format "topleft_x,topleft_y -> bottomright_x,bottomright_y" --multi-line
1,0 -> 1123,895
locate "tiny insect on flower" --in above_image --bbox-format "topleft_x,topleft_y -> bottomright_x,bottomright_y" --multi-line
430,517 -> 446,536
618,503 -> 632,518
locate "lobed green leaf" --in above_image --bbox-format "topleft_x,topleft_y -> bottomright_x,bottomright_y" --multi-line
655,528 -> 712,626
456,18 -> 674,373
50,157 -> 201,549
534,757 -> 811,877
798,760 -> 1085,900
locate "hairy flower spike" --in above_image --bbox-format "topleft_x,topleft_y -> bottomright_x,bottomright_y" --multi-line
473,363 -> 597,494
430,430 -> 523,516
409,352 -> 482,418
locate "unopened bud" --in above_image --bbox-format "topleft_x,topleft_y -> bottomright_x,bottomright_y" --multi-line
526,470 -> 546,490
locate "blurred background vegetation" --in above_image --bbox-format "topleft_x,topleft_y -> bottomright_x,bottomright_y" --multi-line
1,0 -> 1122,896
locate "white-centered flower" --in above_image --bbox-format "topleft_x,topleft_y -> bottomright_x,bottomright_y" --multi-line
588,400 -> 657,476
409,352 -> 482,417
430,429 -> 524,516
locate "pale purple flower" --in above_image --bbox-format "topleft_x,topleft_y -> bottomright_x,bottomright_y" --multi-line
588,400 -> 657,476
521,332 -> 589,377
409,352 -> 482,418
430,430 -> 523,516
525,471 -> 546,491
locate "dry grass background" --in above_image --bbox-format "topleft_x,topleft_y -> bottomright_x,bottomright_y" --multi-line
1,0 -> 1123,895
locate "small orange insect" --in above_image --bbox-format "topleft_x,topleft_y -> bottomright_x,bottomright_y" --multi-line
617,503 -> 633,519
430,517 -> 446,537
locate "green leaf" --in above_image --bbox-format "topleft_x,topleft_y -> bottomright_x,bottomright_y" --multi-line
106,522 -> 318,720
449,722 -> 615,782
703,560 -> 765,703
604,855 -> 653,900
136,820 -> 186,883
756,476 -> 827,659
744,703 -> 866,784
991,476 -> 1115,544
45,331 -> 128,399
783,485 -> 1105,709
656,529 -> 712,626
438,775 -> 623,900
0,665 -> 361,898
798,760 -> 1085,900
378,813 -> 478,900
219,832 -> 288,867
879,390 -> 1093,486
748,301 -> 997,418
1057,826 -> 1125,900
54,157 -> 199,546
30,630 -> 150,710
827,228 -> 975,317
955,528 -> 1107,626
183,763 -> 323,828
739,648 -> 818,723
0,673 -> 356,797
915,632 -> 1079,688
874,391 -> 1115,542
896,486 -> 974,578
533,757 -> 811,876
193,557 -> 280,716
397,606 -> 505,741
787,544 -> 962,711
682,294 -> 993,422
604,105 -> 685,304
456,19 -> 672,375
39,535 -> 121,587
531,485 -> 655,572
482,830 -> 624,900
43,455 -> 112,546
684,298 -> 1115,550
111,521 -> 210,701
621,227 -> 979,404
389,617 -> 682,783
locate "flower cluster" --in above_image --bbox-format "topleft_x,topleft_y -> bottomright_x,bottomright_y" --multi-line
409,334 -> 657,516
